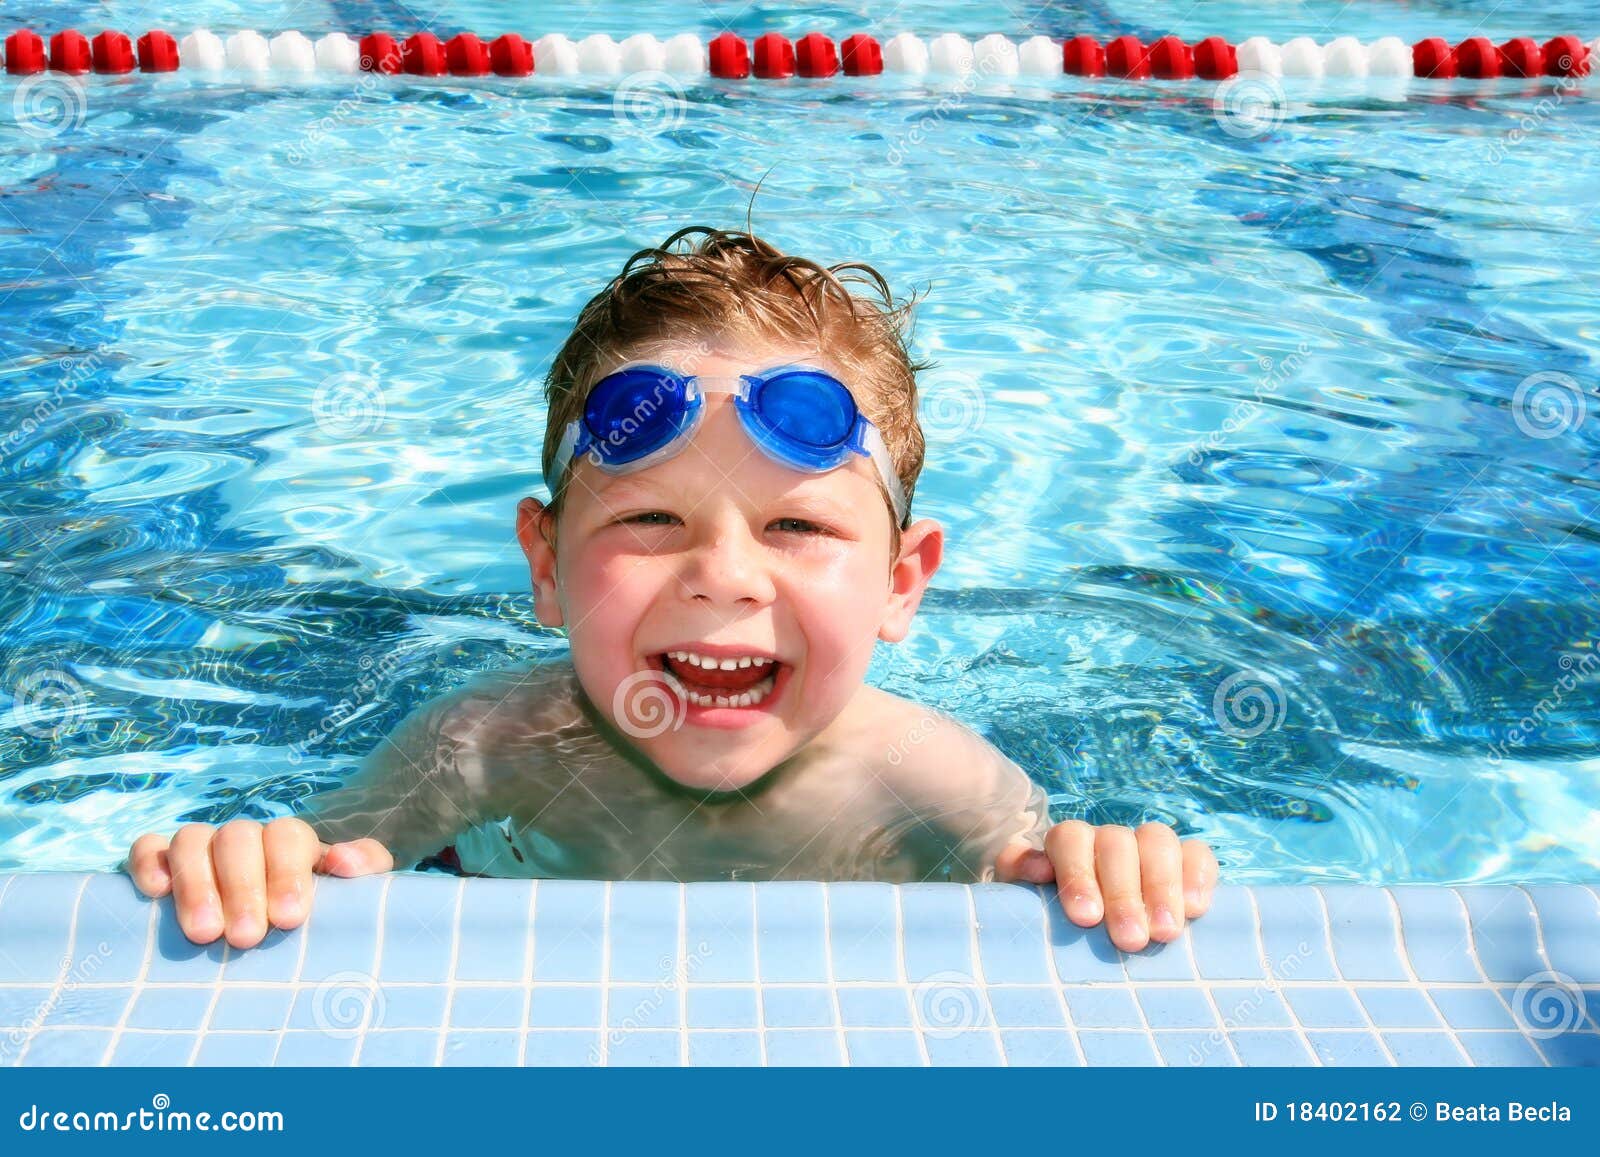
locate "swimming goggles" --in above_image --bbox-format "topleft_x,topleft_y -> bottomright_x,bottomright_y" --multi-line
549,362 -> 909,526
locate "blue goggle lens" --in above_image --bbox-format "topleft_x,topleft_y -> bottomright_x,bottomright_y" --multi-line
752,369 -> 857,449
582,367 -> 695,464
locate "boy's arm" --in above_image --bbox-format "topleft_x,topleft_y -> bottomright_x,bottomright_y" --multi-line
877,707 -> 1217,952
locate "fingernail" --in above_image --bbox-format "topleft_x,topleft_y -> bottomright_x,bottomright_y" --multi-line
275,891 -> 301,920
1186,887 -> 1204,911
1070,891 -> 1102,918
190,902 -> 221,937
1115,915 -> 1146,946
1151,905 -> 1177,935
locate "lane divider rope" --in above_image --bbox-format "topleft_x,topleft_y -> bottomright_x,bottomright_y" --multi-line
2,30 -> 1594,81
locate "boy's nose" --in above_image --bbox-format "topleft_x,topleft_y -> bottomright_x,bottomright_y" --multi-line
677,524 -> 776,608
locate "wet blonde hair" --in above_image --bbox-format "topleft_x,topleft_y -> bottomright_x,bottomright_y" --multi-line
541,227 -> 928,537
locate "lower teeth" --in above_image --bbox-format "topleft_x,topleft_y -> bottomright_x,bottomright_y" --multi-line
663,668 -> 776,709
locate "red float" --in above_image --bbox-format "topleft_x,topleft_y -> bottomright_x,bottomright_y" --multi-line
1062,34 -> 1105,76
1148,35 -> 1194,79
489,34 -> 532,76
50,29 -> 92,73
708,31 -> 748,78
840,34 -> 882,75
795,32 -> 838,77
91,30 -> 135,73
1412,37 -> 1456,78
445,33 -> 490,75
5,29 -> 47,74
359,33 -> 403,73
1541,34 -> 1589,76
137,30 -> 179,72
753,32 -> 795,78
1455,37 -> 1500,77
1104,35 -> 1151,79
1192,37 -> 1237,80
1498,37 -> 1541,77
402,32 -> 447,75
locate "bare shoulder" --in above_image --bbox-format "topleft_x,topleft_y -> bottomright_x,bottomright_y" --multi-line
846,687 -> 1016,786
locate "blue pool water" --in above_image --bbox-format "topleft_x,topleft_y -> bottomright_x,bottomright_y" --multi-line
1,1 -> 1597,884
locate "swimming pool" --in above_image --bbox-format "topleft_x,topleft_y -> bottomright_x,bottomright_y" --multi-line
2,0 -> 1597,893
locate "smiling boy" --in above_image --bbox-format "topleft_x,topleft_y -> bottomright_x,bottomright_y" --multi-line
128,228 -> 1217,952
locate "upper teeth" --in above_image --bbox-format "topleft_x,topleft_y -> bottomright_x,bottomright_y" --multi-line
667,651 -> 774,671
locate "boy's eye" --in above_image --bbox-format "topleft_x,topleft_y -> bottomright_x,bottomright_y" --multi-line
770,517 -> 828,535
621,511 -> 678,527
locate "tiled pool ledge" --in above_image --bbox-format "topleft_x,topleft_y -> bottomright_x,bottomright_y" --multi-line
0,874 -> 1596,1067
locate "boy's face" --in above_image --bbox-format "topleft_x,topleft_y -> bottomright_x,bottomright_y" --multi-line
517,339 -> 942,792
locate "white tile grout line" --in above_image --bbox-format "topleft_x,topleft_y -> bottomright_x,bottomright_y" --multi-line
184,928 -> 232,1067
1519,883 -> 1599,1038
676,882 -> 688,1067
820,886 -> 849,1067
1384,886 -> 1474,1066
597,880 -> 612,1066
98,899 -> 158,1065
14,876 -> 90,1066
352,874 -> 395,1067
1039,888 -> 1083,1063
518,879 -> 538,1067
750,882 -> 767,1067
1185,903 -> 1243,1067
433,875 -> 466,1065
266,883 -> 317,1066
1455,888 -> 1554,1067
1245,886 -> 1323,1067
893,886 -> 930,1067
1313,886 -> 1398,1067
963,888 -> 1008,1066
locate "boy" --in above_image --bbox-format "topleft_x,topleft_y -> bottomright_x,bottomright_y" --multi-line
128,228 -> 1216,953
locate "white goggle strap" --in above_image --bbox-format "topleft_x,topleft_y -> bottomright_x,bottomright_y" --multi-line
548,419 -> 582,493
862,424 -> 910,527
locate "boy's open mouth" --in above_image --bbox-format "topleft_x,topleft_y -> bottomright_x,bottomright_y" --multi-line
648,649 -> 787,710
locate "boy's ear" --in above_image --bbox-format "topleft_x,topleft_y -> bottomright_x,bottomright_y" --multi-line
516,497 -> 564,628
879,518 -> 943,644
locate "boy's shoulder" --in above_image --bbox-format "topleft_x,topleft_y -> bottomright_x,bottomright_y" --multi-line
400,658 -> 588,757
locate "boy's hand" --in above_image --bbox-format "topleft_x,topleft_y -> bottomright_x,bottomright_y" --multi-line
127,818 -> 393,949
998,821 -> 1218,953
